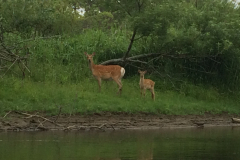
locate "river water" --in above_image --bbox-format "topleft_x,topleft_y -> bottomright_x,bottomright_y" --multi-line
0,127 -> 239,160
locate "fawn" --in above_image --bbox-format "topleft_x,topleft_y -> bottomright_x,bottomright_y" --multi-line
138,70 -> 155,100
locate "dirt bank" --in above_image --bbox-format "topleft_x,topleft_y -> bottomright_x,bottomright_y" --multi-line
0,111 -> 240,131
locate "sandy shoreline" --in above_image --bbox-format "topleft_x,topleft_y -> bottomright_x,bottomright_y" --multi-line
1,112 -> 240,131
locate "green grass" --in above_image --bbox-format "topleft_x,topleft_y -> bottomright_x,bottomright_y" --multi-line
0,76 -> 239,116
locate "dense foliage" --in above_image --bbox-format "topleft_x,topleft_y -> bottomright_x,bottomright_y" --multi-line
0,0 -> 240,115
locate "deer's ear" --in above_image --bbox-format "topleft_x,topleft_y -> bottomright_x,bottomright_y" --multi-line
84,52 -> 87,56
138,70 -> 141,73
144,71 -> 147,74
92,52 -> 96,56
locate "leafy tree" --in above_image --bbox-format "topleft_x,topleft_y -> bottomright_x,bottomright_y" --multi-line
0,0 -> 79,36
75,0 -> 240,92
1,0 -> 240,93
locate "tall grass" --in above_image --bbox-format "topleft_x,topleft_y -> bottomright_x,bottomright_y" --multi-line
25,29 -> 134,83
0,76 -> 239,115
24,28 -> 156,83
1,29 -> 240,115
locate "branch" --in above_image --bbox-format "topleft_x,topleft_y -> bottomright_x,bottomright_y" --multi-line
14,111 -> 63,127
1,59 -> 18,79
0,36 -> 58,78
127,59 -> 148,64
123,28 -> 138,60
101,53 -> 163,65
100,58 -> 124,65
3,111 -> 12,118
128,53 -> 163,60
20,60 -> 30,73
54,106 -> 62,123
101,52 -> 219,65
136,0 -> 144,12
134,35 -> 145,41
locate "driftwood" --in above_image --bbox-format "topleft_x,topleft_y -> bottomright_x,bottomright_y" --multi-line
2,111 -> 117,131
53,105 -> 62,123
3,110 -> 12,118
14,111 -> 63,127
193,122 -> 205,128
232,118 -> 240,123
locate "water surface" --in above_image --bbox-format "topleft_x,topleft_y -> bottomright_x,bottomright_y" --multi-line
0,127 -> 239,160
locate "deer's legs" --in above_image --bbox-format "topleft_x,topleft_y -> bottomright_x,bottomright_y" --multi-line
143,88 -> 146,98
113,78 -> 122,95
150,88 -> 155,101
97,78 -> 102,92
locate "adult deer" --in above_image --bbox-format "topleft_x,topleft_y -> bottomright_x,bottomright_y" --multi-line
138,70 -> 155,101
84,52 -> 125,95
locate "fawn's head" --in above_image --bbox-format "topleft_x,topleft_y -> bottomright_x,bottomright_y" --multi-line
138,70 -> 147,78
84,52 -> 95,63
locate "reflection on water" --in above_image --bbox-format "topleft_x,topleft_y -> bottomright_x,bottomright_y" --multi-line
0,127 -> 240,160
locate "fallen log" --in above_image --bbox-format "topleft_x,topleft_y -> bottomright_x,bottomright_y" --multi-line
231,118 -> 240,123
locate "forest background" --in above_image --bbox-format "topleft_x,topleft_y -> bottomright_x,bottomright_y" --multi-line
0,0 -> 240,115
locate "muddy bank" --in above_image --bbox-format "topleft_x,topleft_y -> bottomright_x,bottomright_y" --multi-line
0,112 -> 240,131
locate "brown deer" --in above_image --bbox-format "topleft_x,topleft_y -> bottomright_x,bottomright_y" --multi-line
84,52 -> 125,95
138,70 -> 155,100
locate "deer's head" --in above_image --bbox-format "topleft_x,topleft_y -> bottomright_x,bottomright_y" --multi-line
84,52 -> 95,64
138,70 -> 147,78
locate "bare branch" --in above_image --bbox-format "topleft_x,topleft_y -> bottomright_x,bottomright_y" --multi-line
0,35 -> 58,78
123,28 -> 137,60
3,111 -> 12,118
100,58 -> 124,65
134,35 -> 145,41
136,0 -> 144,12
101,52 -> 219,65
14,111 -> 63,127
101,53 -> 163,65
20,60 -> 30,73
54,106 -> 62,123
127,59 -> 148,64
1,59 -> 18,79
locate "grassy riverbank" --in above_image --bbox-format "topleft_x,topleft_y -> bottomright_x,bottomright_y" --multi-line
1,32 -> 240,116
0,76 -> 239,116
1,0 -> 240,118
